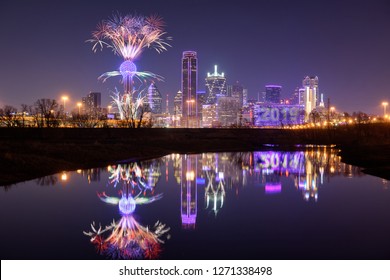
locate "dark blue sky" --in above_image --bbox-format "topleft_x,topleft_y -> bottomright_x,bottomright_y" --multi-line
0,0 -> 389,114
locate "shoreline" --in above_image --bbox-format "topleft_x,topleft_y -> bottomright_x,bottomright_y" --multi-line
1,126 -> 389,186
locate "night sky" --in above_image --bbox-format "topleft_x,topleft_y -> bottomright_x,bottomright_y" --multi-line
0,0 -> 389,114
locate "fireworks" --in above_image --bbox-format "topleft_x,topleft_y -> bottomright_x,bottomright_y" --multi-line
88,13 -> 171,61
88,13 -> 171,97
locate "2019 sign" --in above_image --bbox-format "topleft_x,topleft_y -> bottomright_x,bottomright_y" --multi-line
254,104 -> 304,126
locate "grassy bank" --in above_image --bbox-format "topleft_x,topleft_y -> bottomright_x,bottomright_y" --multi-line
1,124 -> 389,186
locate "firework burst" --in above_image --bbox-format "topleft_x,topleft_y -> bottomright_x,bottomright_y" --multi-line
88,13 -> 171,61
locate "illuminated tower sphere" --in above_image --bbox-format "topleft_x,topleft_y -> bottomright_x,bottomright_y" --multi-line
119,196 -> 136,215
302,76 -> 319,121
205,65 -> 227,105
120,60 -> 138,94
182,51 -> 198,122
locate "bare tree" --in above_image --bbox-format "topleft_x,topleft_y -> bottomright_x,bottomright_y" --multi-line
20,104 -> 30,127
0,105 -> 19,127
34,99 -> 60,127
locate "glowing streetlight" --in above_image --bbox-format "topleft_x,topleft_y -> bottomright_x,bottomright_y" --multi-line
382,102 -> 388,117
77,102 -> 82,114
61,172 -> 68,181
62,96 -> 69,113
108,105 -> 112,114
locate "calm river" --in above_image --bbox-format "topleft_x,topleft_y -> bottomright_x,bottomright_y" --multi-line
1,147 -> 389,259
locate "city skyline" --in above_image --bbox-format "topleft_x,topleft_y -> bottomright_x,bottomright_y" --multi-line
0,0 -> 389,114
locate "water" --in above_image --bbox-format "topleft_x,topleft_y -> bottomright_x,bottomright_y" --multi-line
1,147 -> 389,260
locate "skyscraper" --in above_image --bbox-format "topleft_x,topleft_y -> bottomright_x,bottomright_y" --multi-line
243,89 -> 248,106
302,76 -> 319,121
145,82 -> 163,114
82,92 -> 101,116
265,85 -> 282,104
174,90 -> 183,127
217,95 -> 240,127
205,65 -> 226,104
182,51 -> 198,127
229,81 -> 244,108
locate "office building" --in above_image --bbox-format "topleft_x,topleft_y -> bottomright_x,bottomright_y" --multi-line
302,76 -> 319,121
265,85 -> 282,104
82,92 -> 101,116
181,51 -> 198,127
205,65 -> 226,105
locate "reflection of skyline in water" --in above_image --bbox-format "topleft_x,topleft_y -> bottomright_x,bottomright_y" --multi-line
47,148 -> 368,233
168,147 -> 366,228
2,148 -> 389,260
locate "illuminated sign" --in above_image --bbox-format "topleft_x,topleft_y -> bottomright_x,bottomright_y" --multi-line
254,104 -> 304,126
254,151 -> 305,173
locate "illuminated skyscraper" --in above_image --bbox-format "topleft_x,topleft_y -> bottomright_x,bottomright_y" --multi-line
173,90 -> 183,127
265,85 -> 282,104
182,51 -> 198,127
205,65 -> 227,105
145,82 -> 163,114
202,104 -> 218,128
243,89 -> 248,106
82,92 -> 101,115
302,76 -> 319,121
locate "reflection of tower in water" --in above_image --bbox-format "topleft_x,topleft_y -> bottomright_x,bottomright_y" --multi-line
181,155 -> 198,229
204,169 -> 226,216
300,154 -> 319,201
298,148 -> 333,202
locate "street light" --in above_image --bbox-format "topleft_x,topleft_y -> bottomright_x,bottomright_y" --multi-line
108,105 -> 112,114
77,102 -> 82,115
62,96 -> 68,113
382,102 -> 388,117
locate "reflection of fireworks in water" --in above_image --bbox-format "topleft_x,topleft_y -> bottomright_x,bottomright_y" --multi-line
107,163 -> 154,194
84,162 -> 169,259
84,216 -> 169,259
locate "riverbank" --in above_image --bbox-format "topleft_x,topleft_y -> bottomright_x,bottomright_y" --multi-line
1,125 -> 389,186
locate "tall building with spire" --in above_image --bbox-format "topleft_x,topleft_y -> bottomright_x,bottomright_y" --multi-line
302,76 -> 319,121
174,90 -> 183,127
181,51 -> 198,127
205,65 -> 227,104
145,82 -> 163,114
